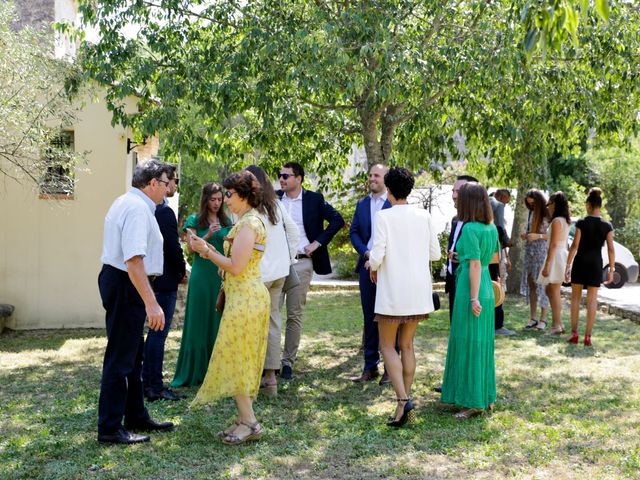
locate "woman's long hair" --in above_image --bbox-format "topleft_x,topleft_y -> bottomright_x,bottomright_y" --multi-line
457,182 -> 493,224
245,165 -> 279,225
197,182 -> 232,229
524,189 -> 548,233
548,191 -> 571,224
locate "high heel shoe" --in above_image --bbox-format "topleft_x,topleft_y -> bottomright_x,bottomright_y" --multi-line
386,399 -> 415,428
583,335 -> 592,347
567,331 -> 579,344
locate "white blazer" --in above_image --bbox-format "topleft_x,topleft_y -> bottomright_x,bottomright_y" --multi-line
259,200 -> 300,283
369,204 -> 441,316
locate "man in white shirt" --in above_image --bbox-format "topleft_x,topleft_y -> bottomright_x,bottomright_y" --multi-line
349,164 -> 392,384
277,162 -> 345,380
97,160 -> 174,445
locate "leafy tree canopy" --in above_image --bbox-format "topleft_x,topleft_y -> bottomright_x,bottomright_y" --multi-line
73,0 -> 626,191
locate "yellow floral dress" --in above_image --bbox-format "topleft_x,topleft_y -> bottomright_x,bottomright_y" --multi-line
192,211 -> 270,404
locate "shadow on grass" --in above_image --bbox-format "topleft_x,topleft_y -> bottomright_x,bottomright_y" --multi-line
0,328 -> 103,353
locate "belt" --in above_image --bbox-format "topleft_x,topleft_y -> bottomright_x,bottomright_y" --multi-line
295,254 -> 310,259
148,275 -> 158,283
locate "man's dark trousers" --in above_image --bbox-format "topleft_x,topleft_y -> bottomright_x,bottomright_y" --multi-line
97,265 -> 149,435
359,268 -> 380,372
142,290 -> 177,392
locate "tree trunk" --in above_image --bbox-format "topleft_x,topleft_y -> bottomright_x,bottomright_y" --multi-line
506,183 -> 529,294
359,109 -> 383,168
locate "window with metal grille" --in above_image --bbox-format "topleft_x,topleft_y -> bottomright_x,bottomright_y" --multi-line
39,130 -> 75,197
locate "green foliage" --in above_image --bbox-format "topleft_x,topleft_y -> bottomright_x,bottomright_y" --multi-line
330,202 -> 358,280
586,140 -> 640,228
522,0 -> 610,58
615,223 -> 640,259
0,3 -> 84,188
432,230 -> 450,280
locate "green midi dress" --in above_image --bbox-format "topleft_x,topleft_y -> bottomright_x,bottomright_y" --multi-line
171,214 -> 231,388
441,221 -> 498,409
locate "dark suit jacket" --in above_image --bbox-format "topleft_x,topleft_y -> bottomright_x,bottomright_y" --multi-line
445,218 -> 461,294
349,195 -> 392,273
277,189 -> 345,275
153,202 -> 186,292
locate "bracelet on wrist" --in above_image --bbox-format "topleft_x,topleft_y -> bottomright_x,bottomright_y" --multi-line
470,298 -> 478,302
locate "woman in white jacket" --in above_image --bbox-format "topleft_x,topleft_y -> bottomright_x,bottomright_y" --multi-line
245,166 -> 299,397
369,167 -> 441,428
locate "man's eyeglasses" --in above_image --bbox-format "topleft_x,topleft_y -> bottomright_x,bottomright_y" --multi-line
224,191 -> 237,199
278,173 -> 292,180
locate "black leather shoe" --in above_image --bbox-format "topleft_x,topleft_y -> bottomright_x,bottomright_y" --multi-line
378,372 -> 391,386
98,427 -> 150,445
124,417 -> 174,432
351,369 -> 379,383
280,365 -> 294,380
433,385 -> 442,393
146,388 -> 184,402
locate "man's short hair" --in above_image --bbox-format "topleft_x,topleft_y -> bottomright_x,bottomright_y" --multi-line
495,188 -> 511,199
457,174 -> 478,183
283,162 -> 304,181
131,160 -> 169,188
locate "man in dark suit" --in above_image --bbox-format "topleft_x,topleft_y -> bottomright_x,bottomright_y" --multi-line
349,164 -> 392,384
142,164 -> 186,401
277,162 -> 345,379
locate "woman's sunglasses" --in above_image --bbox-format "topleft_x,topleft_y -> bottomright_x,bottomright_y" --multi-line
224,191 -> 237,199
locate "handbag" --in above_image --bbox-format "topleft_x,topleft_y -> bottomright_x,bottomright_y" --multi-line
279,204 -> 301,293
216,287 -> 225,313
432,291 -> 441,311
492,280 -> 505,308
216,241 -> 230,313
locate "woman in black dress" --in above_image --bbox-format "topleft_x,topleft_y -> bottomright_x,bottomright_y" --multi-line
565,188 -> 615,347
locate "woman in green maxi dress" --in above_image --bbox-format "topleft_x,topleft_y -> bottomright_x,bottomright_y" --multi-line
171,183 -> 232,388
441,182 -> 498,418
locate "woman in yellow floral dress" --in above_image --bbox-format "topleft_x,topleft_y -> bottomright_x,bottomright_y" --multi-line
189,171 -> 270,445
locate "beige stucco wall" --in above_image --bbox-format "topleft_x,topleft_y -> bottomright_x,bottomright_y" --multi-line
0,90 -> 158,329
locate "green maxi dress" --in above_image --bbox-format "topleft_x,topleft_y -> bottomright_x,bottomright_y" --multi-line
171,214 -> 231,388
441,222 -> 498,409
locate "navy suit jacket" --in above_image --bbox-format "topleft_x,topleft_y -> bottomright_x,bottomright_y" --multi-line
153,202 -> 186,292
445,218 -> 462,294
277,189 -> 345,275
349,195 -> 392,273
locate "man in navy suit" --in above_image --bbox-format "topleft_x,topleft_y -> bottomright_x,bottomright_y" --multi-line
349,164 -> 391,384
277,162 -> 345,379
142,164 -> 186,401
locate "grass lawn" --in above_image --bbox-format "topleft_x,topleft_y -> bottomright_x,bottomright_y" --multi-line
2,291 -> 640,479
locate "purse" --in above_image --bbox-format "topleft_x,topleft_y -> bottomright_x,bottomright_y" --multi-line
216,287 -> 225,313
279,204 -> 301,293
216,241 -> 230,314
432,292 -> 441,311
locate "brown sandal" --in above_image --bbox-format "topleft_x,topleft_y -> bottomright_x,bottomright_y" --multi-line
222,421 -> 264,445
216,419 -> 240,439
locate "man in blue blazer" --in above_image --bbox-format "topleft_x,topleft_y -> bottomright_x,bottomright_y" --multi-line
277,162 -> 345,379
350,164 -> 392,383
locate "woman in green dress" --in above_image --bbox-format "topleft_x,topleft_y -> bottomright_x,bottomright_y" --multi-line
441,182 -> 498,419
171,183 -> 232,388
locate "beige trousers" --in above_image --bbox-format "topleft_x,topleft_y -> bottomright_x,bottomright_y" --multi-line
263,277 -> 286,370
281,258 -> 314,368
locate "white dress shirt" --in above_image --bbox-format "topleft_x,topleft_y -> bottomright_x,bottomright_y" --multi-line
369,204 -> 442,316
100,188 -> 164,275
281,189 -> 310,253
367,191 -> 388,251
